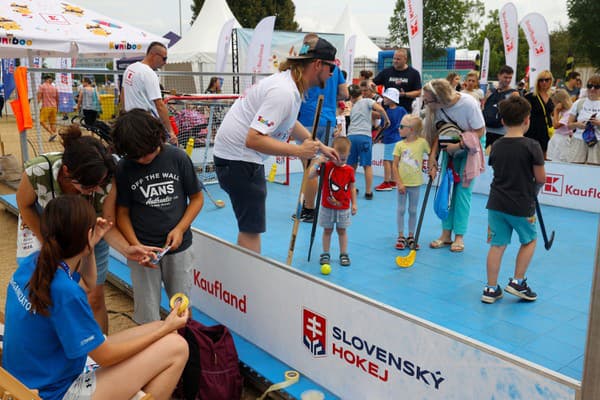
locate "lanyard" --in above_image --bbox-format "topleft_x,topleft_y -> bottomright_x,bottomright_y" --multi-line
59,261 -> 72,280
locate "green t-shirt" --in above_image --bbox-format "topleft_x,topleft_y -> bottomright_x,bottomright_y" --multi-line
24,152 -> 110,214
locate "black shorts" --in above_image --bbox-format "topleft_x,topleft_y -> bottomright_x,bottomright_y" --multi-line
214,156 -> 266,234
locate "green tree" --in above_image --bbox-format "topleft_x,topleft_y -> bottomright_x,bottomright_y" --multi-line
388,0 -> 485,57
567,0 -> 600,69
191,0 -> 299,31
549,26 -> 589,79
466,10 -> 529,80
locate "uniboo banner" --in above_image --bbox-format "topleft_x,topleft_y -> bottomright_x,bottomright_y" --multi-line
241,16 -> 276,91
404,0 -> 423,75
499,2 -> 518,87
215,18 -> 235,74
343,35 -> 356,80
480,38 -> 490,85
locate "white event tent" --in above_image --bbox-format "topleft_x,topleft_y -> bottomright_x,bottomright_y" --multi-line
165,0 -> 241,93
331,4 -> 382,66
0,0 -> 167,58
167,0 -> 241,64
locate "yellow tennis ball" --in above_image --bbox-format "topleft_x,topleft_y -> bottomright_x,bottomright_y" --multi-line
320,263 -> 331,275
169,293 -> 189,316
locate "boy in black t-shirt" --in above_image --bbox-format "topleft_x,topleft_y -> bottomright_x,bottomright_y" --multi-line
112,109 -> 203,322
482,96 -> 546,304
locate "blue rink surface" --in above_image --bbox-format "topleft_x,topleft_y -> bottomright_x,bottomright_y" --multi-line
192,172 -> 598,382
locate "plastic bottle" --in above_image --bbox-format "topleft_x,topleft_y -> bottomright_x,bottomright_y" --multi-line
185,138 -> 194,157
267,163 -> 277,182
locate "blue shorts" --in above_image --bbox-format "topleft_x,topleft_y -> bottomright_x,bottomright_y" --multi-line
347,135 -> 372,167
215,156 -> 266,233
487,209 -> 537,246
94,239 -> 109,284
383,143 -> 396,161
319,207 -> 351,229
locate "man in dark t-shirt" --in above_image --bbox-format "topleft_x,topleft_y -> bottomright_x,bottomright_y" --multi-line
373,48 -> 422,112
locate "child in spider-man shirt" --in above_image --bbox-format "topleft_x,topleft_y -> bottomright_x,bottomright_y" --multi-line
309,136 -> 357,268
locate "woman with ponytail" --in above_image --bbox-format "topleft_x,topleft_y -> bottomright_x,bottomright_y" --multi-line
16,125 -> 160,333
3,196 -> 189,400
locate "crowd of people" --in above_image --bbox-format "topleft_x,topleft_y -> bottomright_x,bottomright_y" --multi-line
3,32 -> 599,398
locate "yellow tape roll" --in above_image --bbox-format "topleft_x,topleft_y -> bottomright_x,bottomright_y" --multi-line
257,370 -> 299,400
169,293 -> 189,316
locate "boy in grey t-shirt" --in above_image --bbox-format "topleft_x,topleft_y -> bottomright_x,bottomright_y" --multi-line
112,109 -> 204,323
346,84 -> 390,198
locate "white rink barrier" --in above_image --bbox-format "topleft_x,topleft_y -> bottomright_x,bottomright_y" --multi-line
190,229 -> 580,399
287,144 -> 600,213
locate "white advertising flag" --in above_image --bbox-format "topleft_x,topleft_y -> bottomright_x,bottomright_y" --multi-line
242,16 -> 276,91
404,0 -> 422,113
343,35 -> 356,81
480,38 -> 490,86
216,19 -> 235,74
520,13 -> 551,88
499,2 -> 518,86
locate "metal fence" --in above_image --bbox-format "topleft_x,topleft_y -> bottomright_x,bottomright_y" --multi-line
17,68 -> 264,162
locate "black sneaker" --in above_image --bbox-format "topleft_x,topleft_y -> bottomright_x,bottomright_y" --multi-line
365,192 -> 373,200
504,278 -> 537,301
291,207 -> 314,223
481,285 -> 503,304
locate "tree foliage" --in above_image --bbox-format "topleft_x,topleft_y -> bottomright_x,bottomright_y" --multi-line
567,0 -> 600,69
191,0 -> 299,31
388,0 -> 484,57
465,10 -> 529,80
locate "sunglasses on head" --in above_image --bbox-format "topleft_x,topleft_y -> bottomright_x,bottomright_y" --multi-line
587,84 -> 600,90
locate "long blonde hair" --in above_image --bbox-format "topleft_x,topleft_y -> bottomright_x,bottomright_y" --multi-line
550,89 -> 572,111
279,58 -> 313,97
422,79 -> 458,145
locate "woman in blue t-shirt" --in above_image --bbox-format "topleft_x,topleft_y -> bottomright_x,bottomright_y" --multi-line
3,196 -> 189,400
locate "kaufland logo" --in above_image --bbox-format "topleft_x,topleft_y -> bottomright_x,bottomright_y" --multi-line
543,174 -> 563,196
302,308 -> 326,357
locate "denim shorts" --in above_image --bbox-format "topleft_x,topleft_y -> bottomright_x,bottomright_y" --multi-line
383,142 -> 397,161
214,156 -> 266,233
318,207 -> 352,229
487,209 -> 537,246
347,135 -> 372,166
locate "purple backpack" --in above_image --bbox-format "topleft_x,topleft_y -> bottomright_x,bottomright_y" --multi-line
175,319 -> 243,400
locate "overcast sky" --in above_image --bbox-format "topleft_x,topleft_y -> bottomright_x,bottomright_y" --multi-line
73,0 -> 569,39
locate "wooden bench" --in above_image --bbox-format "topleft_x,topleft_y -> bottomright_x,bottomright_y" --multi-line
0,367 -> 41,400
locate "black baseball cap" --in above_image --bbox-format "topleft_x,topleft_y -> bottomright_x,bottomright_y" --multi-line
288,36 -> 336,61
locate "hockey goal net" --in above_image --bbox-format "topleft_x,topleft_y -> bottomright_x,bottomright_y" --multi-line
165,94 -> 289,185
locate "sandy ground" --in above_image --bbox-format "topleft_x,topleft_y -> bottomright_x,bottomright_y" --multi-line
0,115 -> 262,399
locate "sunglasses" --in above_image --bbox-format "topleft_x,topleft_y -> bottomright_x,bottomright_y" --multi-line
587,84 -> 600,90
153,52 -> 167,62
539,78 -> 552,82
400,124 -> 411,129
322,61 -> 335,73
423,98 -> 438,105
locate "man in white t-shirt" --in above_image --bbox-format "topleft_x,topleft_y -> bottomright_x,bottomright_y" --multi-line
122,41 -> 175,143
213,35 -> 340,253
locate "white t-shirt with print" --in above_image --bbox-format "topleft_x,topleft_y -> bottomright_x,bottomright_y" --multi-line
568,98 -> 600,140
435,93 -> 485,132
213,70 -> 301,163
122,62 -> 162,117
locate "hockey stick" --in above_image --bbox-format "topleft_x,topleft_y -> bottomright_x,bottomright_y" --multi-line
396,150 -> 440,268
307,121 -> 332,262
200,180 -> 225,208
535,197 -> 555,250
286,95 -> 325,265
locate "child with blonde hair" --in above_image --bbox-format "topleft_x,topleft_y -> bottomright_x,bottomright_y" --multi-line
547,89 -> 574,162
392,114 -> 431,250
